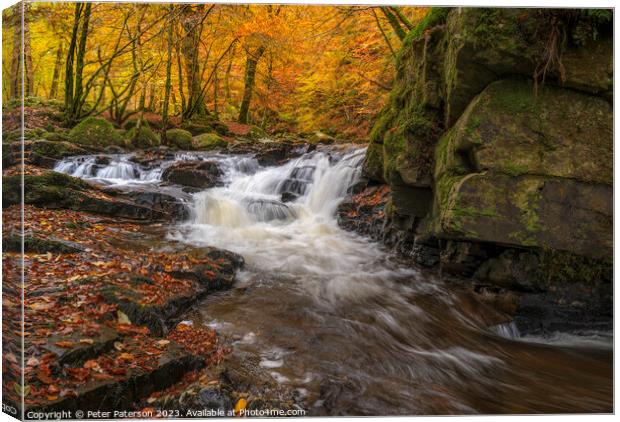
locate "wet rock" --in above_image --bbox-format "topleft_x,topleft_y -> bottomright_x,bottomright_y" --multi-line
439,241 -> 491,277
246,199 -> 296,221
514,281 -> 613,336
100,285 -> 197,336
43,326 -> 119,366
106,189 -> 190,221
3,172 -> 169,222
162,160 -> 222,189
129,150 -> 174,167
11,140 -> 89,169
3,234 -> 84,254
32,342 -> 203,413
278,165 -> 315,202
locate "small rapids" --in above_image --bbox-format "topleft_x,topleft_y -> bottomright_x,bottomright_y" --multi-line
55,154 -> 162,185
57,145 -> 612,415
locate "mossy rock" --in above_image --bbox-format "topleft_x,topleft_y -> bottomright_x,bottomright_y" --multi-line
42,130 -> 70,143
3,171 -> 169,221
30,140 -> 87,160
126,123 -> 160,149
475,248 -> 611,291
3,235 -> 82,254
435,79 -> 612,186
165,129 -> 193,150
3,171 -> 93,209
69,117 -> 124,147
181,117 -> 230,137
306,131 -> 335,145
193,133 -> 227,150
431,79 -> 612,260
366,8 -> 613,187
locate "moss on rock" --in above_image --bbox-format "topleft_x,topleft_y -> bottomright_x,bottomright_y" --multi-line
3,172 -> 93,209
69,117 -> 124,147
430,80 -> 612,259
126,122 -> 160,148
30,140 -> 87,160
193,133 -> 227,150
165,129 -> 193,150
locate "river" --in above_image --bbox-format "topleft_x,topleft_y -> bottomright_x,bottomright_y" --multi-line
55,145 -> 613,415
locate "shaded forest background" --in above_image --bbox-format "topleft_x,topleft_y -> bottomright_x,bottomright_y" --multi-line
3,2 -> 427,141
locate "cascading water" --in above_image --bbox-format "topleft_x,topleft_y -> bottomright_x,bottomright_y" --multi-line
55,145 -> 612,414
169,146 -> 612,415
54,154 -> 162,185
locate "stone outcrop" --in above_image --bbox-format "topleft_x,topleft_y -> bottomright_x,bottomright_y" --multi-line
161,160 -> 222,189
346,7 -> 613,332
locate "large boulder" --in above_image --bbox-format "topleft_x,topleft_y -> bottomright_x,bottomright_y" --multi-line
162,161 -> 222,189
193,133 -> 228,150
68,117 -> 124,147
431,79 -> 612,259
165,128 -> 193,150
2,171 -> 169,221
365,8 -> 612,189
126,122 -> 160,148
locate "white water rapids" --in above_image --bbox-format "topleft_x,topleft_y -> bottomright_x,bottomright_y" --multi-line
55,146 -> 613,415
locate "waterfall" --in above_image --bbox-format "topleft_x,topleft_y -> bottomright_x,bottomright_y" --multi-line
54,155 -> 161,184
192,148 -> 365,227
491,321 -> 521,339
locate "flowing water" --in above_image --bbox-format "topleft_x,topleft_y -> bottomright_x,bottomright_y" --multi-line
56,146 -> 613,415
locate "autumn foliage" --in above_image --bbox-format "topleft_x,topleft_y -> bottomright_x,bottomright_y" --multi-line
2,2 -> 427,140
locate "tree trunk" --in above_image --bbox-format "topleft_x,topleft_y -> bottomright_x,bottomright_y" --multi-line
49,43 -> 64,99
64,2 -> 91,125
9,3 -> 34,99
238,46 -> 264,124
9,9 -> 21,99
224,44 -> 235,102
64,4 -> 82,116
380,7 -> 406,41
161,5 -> 174,144
23,3 -> 33,96
389,6 -> 413,30
133,5 -> 148,143
213,67 -> 219,118
181,5 -> 207,119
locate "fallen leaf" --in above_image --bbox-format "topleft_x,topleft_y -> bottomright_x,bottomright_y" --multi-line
118,353 -> 135,362
117,310 -> 131,325
235,398 -> 247,415
37,372 -> 54,384
54,341 -> 76,349
26,357 -> 40,366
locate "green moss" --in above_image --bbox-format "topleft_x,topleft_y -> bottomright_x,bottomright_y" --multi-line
126,122 -> 160,148
3,235 -> 81,254
452,206 -> 497,218
42,130 -> 70,143
31,140 -> 86,159
193,133 -> 227,150
165,129 -> 193,150
402,8 -> 451,51
536,247 -> 611,286
3,172 -> 92,208
503,163 -> 529,177
69,117 -> 124,147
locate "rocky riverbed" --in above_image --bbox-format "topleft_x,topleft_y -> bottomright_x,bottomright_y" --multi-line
1,86 -> 613,415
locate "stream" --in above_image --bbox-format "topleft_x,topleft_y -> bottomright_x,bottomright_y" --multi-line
55,145 -> 613,415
